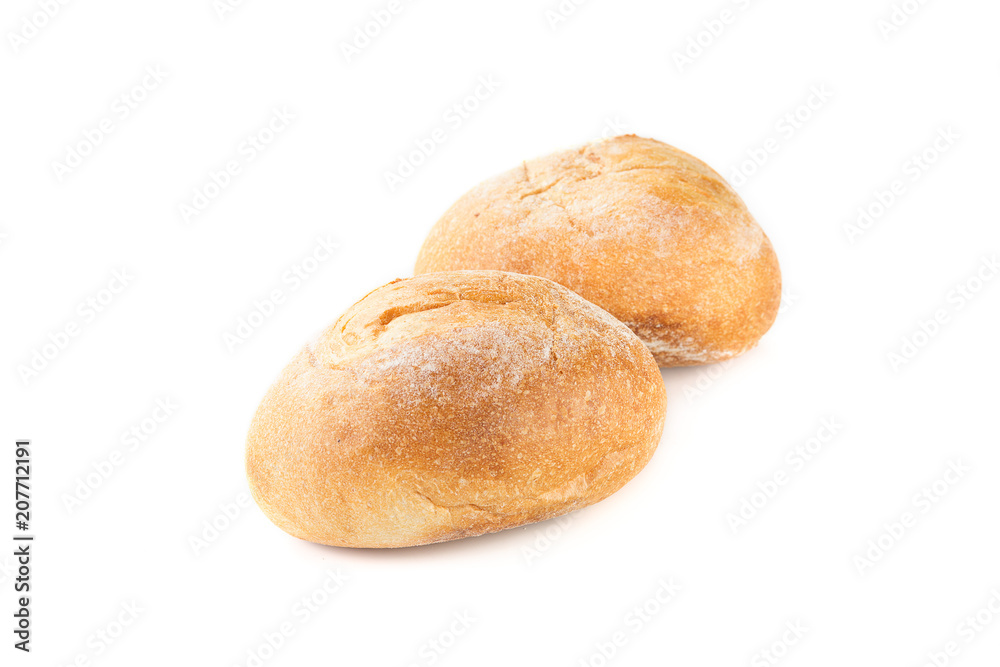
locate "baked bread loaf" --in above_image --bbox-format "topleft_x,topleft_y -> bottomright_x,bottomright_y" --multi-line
246,270 -> 667,548
414,135 -> 781,367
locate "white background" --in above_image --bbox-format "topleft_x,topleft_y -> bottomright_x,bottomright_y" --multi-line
2,0 -> 999,665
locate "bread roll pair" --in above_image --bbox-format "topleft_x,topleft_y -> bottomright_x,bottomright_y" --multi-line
247,136 -> 780,548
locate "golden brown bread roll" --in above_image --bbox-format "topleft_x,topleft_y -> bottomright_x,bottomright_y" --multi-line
414,135 -> 781,367
246,270 -> 667,548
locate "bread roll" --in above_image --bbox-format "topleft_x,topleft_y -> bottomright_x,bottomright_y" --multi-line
414,135 -> 781,367
246,270 -> 666,548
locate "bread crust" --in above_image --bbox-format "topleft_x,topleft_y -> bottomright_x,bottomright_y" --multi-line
246,270 -> 667,548
414,135 -> 782,366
